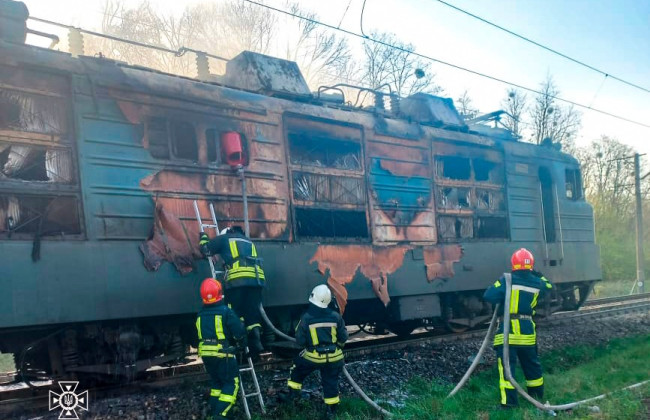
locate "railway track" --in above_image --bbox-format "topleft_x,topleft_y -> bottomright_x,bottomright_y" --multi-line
1,293 -> 648,419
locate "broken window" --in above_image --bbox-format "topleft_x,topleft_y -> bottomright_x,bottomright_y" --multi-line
476,217 -> 508,238
206,129 -> 219,163
0,195 -> 81,237
289,134 -> 361,170
438,187 -> 471,209
473,158 -> 503,182
0,142 -> 73,183
295,208 -> 368,239
293,172 -> 365,205
0,89 -> 68,134
438,156 -> 471,180
145,118 -> 198,161
438,216 -> 473,241
171,121 -> 198,161
565,169 -> 582,200
475,189 -> 505,211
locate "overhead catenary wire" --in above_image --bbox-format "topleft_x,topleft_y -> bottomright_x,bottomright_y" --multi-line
242,0 -> 650,129
432,0 -> 650,95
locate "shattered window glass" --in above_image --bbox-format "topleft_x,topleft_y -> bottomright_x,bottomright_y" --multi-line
0,89 -> 68,134
438,187 -> 471,209
289,134 -> 361,170
438,216 -> 473,241
171,121 -> 198,161
0,195 -> 81,237
293,172 -> 365,205
0,142 -> 73,183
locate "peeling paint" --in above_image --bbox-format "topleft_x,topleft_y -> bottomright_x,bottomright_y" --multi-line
422,245 -> 463,281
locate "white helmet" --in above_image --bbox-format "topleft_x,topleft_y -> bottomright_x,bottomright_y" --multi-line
220,227 -> 231,235
309,285 -> 332,308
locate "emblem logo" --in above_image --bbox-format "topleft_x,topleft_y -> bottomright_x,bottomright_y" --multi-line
49,381 -> 89,419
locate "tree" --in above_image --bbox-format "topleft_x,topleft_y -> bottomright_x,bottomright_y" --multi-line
530,74 -> 581,146
500,88 -> 527,138
456,90 -> 479,120
361,31 -> 442,97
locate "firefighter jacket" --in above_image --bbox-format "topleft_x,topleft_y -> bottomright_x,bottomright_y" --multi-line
295,303 -> 348,363
196,301 -> 246,358
204,232 -> 265,289
483,270 -> 553,347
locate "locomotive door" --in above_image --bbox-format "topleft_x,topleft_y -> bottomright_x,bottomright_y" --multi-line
538,166 -> 562,266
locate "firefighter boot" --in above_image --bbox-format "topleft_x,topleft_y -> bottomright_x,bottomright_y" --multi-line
323,404 -> 337,420
527,384 -> 544,400
248,327 -> 264,359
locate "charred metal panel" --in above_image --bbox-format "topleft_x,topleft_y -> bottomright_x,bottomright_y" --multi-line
400,93 -> 466,127
309,244 -> 462,312
223,51 -> 310,98
366,132 -> 435,243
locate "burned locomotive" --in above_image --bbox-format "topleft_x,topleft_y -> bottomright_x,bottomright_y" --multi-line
0,6 -> 600,379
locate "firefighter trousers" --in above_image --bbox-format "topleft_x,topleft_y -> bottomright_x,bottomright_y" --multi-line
495,345 -> 544,407
226,286 -> 264,351
287,355 -> 344,406
203,356 -> 240,418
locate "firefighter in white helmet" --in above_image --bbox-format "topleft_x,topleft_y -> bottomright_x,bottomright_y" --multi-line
285,284 -> 348,418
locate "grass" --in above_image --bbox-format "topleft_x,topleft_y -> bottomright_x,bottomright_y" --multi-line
261,334 -> 650,419
591,279 -> 639,299
0,353 -> 14,372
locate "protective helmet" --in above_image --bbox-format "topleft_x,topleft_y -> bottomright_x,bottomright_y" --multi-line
200,278 -> 223,304
219,227 -> 231,235
309,284 -> 332,308
511,248 -> 534,271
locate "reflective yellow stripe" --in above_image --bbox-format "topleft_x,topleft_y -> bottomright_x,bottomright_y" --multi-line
531,292 -> 539,309
332,326 -> 337,344
215,315 -> 225,340
229,239 -> 239,269
526,377 -> 544,387
288,380 -> 302,390
512,319 -> 520,335
196,317 -> 202,340
252,243 -> 257,257
302,349 -> 344,363
219,378 -> 239,416
247,323 -> 261,331
210,389 -> 221,397
324,396 -> 340,405
494,280 -> 501,287
310,326 -> 319,346
494,333 -> 536,346
510,289 -> 520,314
497,358 -> 514,406
227,268 -> 265,280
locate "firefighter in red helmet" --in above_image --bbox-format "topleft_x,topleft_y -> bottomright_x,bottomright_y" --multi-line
483,248 -> 553,408
197,278 -> 246,418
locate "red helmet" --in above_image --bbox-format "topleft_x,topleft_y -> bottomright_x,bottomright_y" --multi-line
200,278 -> 223,304
511,248 -> 534,271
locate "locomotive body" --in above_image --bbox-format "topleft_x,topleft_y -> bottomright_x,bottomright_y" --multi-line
0,36 -> 600,376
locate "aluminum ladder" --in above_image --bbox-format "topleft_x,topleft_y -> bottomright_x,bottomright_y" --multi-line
192,200 -> 265,418
238,349 -> 266,419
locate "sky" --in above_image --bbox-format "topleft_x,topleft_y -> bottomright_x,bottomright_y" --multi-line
21,0 -> 650,155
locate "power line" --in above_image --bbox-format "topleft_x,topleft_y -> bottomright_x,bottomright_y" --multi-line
432,0 -> 650,95
337,0 -> 353,28
243,0 -> 650,129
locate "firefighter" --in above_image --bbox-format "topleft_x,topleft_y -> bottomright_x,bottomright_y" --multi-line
199,226 -> 266,358
286,284 -> 348,419
483,248 -> 553,408
197,278 -> 246,418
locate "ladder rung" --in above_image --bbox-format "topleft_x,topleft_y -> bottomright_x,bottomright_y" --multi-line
239,367 -> 254,372
244,392 -> 261,398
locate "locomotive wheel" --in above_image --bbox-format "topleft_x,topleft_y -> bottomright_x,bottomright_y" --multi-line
388,321 -> 417,338
444,319 -> 469,333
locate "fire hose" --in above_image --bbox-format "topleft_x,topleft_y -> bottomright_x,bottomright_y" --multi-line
449,273 -> 650,414
258,304 -> 393,417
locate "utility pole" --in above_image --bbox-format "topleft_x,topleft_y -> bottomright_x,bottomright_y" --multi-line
634,153 -> 645,293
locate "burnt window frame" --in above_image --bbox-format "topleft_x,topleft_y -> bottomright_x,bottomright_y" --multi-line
285,116 -> 369,242
144,117 -> 201,163
565,168 -> 583,200
433,145 -> 509,242
0,69 -> 84,241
